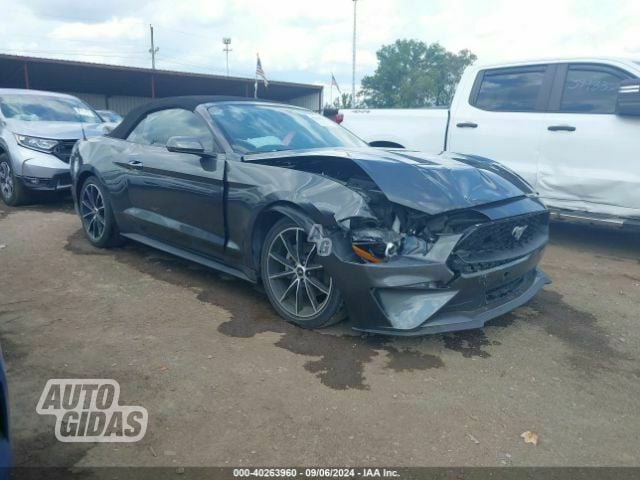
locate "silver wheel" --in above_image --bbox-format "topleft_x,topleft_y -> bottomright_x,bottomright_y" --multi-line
80,183 -> 106,241
266,226 -> 333,319
0,161 -> 13,200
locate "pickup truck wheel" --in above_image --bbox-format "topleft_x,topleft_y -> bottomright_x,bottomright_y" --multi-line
261,218 -> 345,329
0,154 -> 32,206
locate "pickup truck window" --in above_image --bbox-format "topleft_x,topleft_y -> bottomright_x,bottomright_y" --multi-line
474,68 -> 546,112
560,67 -> 624,114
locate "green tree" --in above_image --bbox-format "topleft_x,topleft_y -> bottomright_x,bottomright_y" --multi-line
361,40 -> 477,108
340,93 -> 353,109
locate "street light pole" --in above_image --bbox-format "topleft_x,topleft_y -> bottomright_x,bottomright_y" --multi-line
351,0 -> 358,107
222,37 -> 232,76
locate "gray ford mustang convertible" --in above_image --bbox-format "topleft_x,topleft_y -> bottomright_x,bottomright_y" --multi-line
71,96 -> 549,335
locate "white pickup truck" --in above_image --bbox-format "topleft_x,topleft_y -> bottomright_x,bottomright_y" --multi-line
341,57 -> 640,228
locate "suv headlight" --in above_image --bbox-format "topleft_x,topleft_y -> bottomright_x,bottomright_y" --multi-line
15,134 -> 59,153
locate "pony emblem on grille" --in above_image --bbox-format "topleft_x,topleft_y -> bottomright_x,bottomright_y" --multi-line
511,225 -> 528,241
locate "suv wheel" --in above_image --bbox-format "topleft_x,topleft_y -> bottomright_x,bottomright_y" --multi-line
0,154 -> 32,206
261,218 -> 345,329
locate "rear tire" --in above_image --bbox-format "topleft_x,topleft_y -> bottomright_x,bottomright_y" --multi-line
78,176 -> 124,248
260,218 -> 345,329
0,154 -> 32,206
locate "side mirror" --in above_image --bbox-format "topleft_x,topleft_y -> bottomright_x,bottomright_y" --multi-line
166,136 -> 207,155
616,79 -> 640,116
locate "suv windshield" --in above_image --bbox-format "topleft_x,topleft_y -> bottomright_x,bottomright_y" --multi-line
207,103 -> 367,154
0,94 -> 102,123
98,110 -> 123,123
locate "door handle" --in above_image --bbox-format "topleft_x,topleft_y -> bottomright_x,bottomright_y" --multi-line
456,122 -> 478,128
548,125 -> 576,132
127,160 -> 144,169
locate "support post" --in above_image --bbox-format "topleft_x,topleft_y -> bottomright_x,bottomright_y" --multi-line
23,62 -> 30,89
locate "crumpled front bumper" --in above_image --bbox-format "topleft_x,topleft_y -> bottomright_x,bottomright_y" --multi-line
320,236 -> 549,336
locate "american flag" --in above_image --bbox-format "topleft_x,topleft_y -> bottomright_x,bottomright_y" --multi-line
331,73 -> 341,95
256,54 -> 268,87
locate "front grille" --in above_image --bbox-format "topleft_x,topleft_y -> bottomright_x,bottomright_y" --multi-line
449,211 -> 549,274
51,140 -> 78,163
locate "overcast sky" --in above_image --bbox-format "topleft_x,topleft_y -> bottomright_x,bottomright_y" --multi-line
1,0 -> 639,95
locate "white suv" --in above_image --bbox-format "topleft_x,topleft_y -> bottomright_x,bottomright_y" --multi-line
0,89 -> 107,206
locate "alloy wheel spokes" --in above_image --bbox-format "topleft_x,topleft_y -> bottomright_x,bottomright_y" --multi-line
306,275 -> 330,295
267,226 -> 333,319
279,233 -> 299,264
81,184 -> 106,241
280,277 -> 299,303
0,162 -> 13,198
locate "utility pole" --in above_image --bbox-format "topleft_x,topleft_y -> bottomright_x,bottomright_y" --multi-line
149,24 -> 159,98
149,24 -> 159,70
351,0 -> 358,107
222,37 -> 232,76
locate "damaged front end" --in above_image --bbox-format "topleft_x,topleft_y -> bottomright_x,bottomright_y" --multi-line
320,166 -> 550,335
337,174 -> 488,265
246,149 -> 550,335
326,197 -> 550,334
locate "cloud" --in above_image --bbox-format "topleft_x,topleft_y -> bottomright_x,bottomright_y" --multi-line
0,0 -> 637,90
51,17 -> 145,41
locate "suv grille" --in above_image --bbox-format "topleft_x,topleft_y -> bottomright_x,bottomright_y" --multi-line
449,211 -> 549,274
51,140 -> 78,163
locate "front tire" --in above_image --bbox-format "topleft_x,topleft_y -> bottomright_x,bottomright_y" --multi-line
0,154 -> 32,206
261,218 -> 345,329
79,176 -> 123,248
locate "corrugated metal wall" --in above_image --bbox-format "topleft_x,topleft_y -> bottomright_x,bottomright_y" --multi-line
66,92 -> 151,115
67,92 -> 321,115
107,96 -> 152,115
66,92 -> 108,110
289,92 -> 321,111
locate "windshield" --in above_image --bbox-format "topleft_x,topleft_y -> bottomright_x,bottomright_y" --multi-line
207,103 -> 367,154
0,94 -> 102,123
98,110 -> 122,123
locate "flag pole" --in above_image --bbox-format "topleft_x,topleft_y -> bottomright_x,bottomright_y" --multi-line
330,82 -> 333,108
254,53 -> 258,99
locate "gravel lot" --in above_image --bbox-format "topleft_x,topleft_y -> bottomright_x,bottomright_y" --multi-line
1,199 -> 639,467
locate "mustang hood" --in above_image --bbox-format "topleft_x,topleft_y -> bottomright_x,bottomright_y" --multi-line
7,120 -> 109,140
245,147 -> 529,216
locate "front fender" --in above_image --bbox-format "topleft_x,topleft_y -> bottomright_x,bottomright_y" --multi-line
225,160 -> 378,273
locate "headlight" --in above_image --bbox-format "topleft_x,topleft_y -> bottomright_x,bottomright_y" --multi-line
15,134 -> 59,153
351,228 -> 434,263
351,228 -> 401,263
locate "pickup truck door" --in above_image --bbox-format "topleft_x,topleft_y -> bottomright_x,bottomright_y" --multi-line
536,63 -> 640,217
448,64 -> 555,188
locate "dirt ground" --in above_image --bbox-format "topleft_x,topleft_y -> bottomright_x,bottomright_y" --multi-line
1,198 -> 639,467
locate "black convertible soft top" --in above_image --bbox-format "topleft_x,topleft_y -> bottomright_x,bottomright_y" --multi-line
108,95 -> 270,139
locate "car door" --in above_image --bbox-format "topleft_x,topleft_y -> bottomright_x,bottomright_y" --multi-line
121,108 -> 226,259
536,63 -> 640,217
448,64 -> 555,188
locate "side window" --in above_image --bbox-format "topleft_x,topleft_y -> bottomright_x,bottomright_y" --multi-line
127,117 -> 150,144
474,68 -> 546,112
560,67 -> 624,114
127,108 -> 215,151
